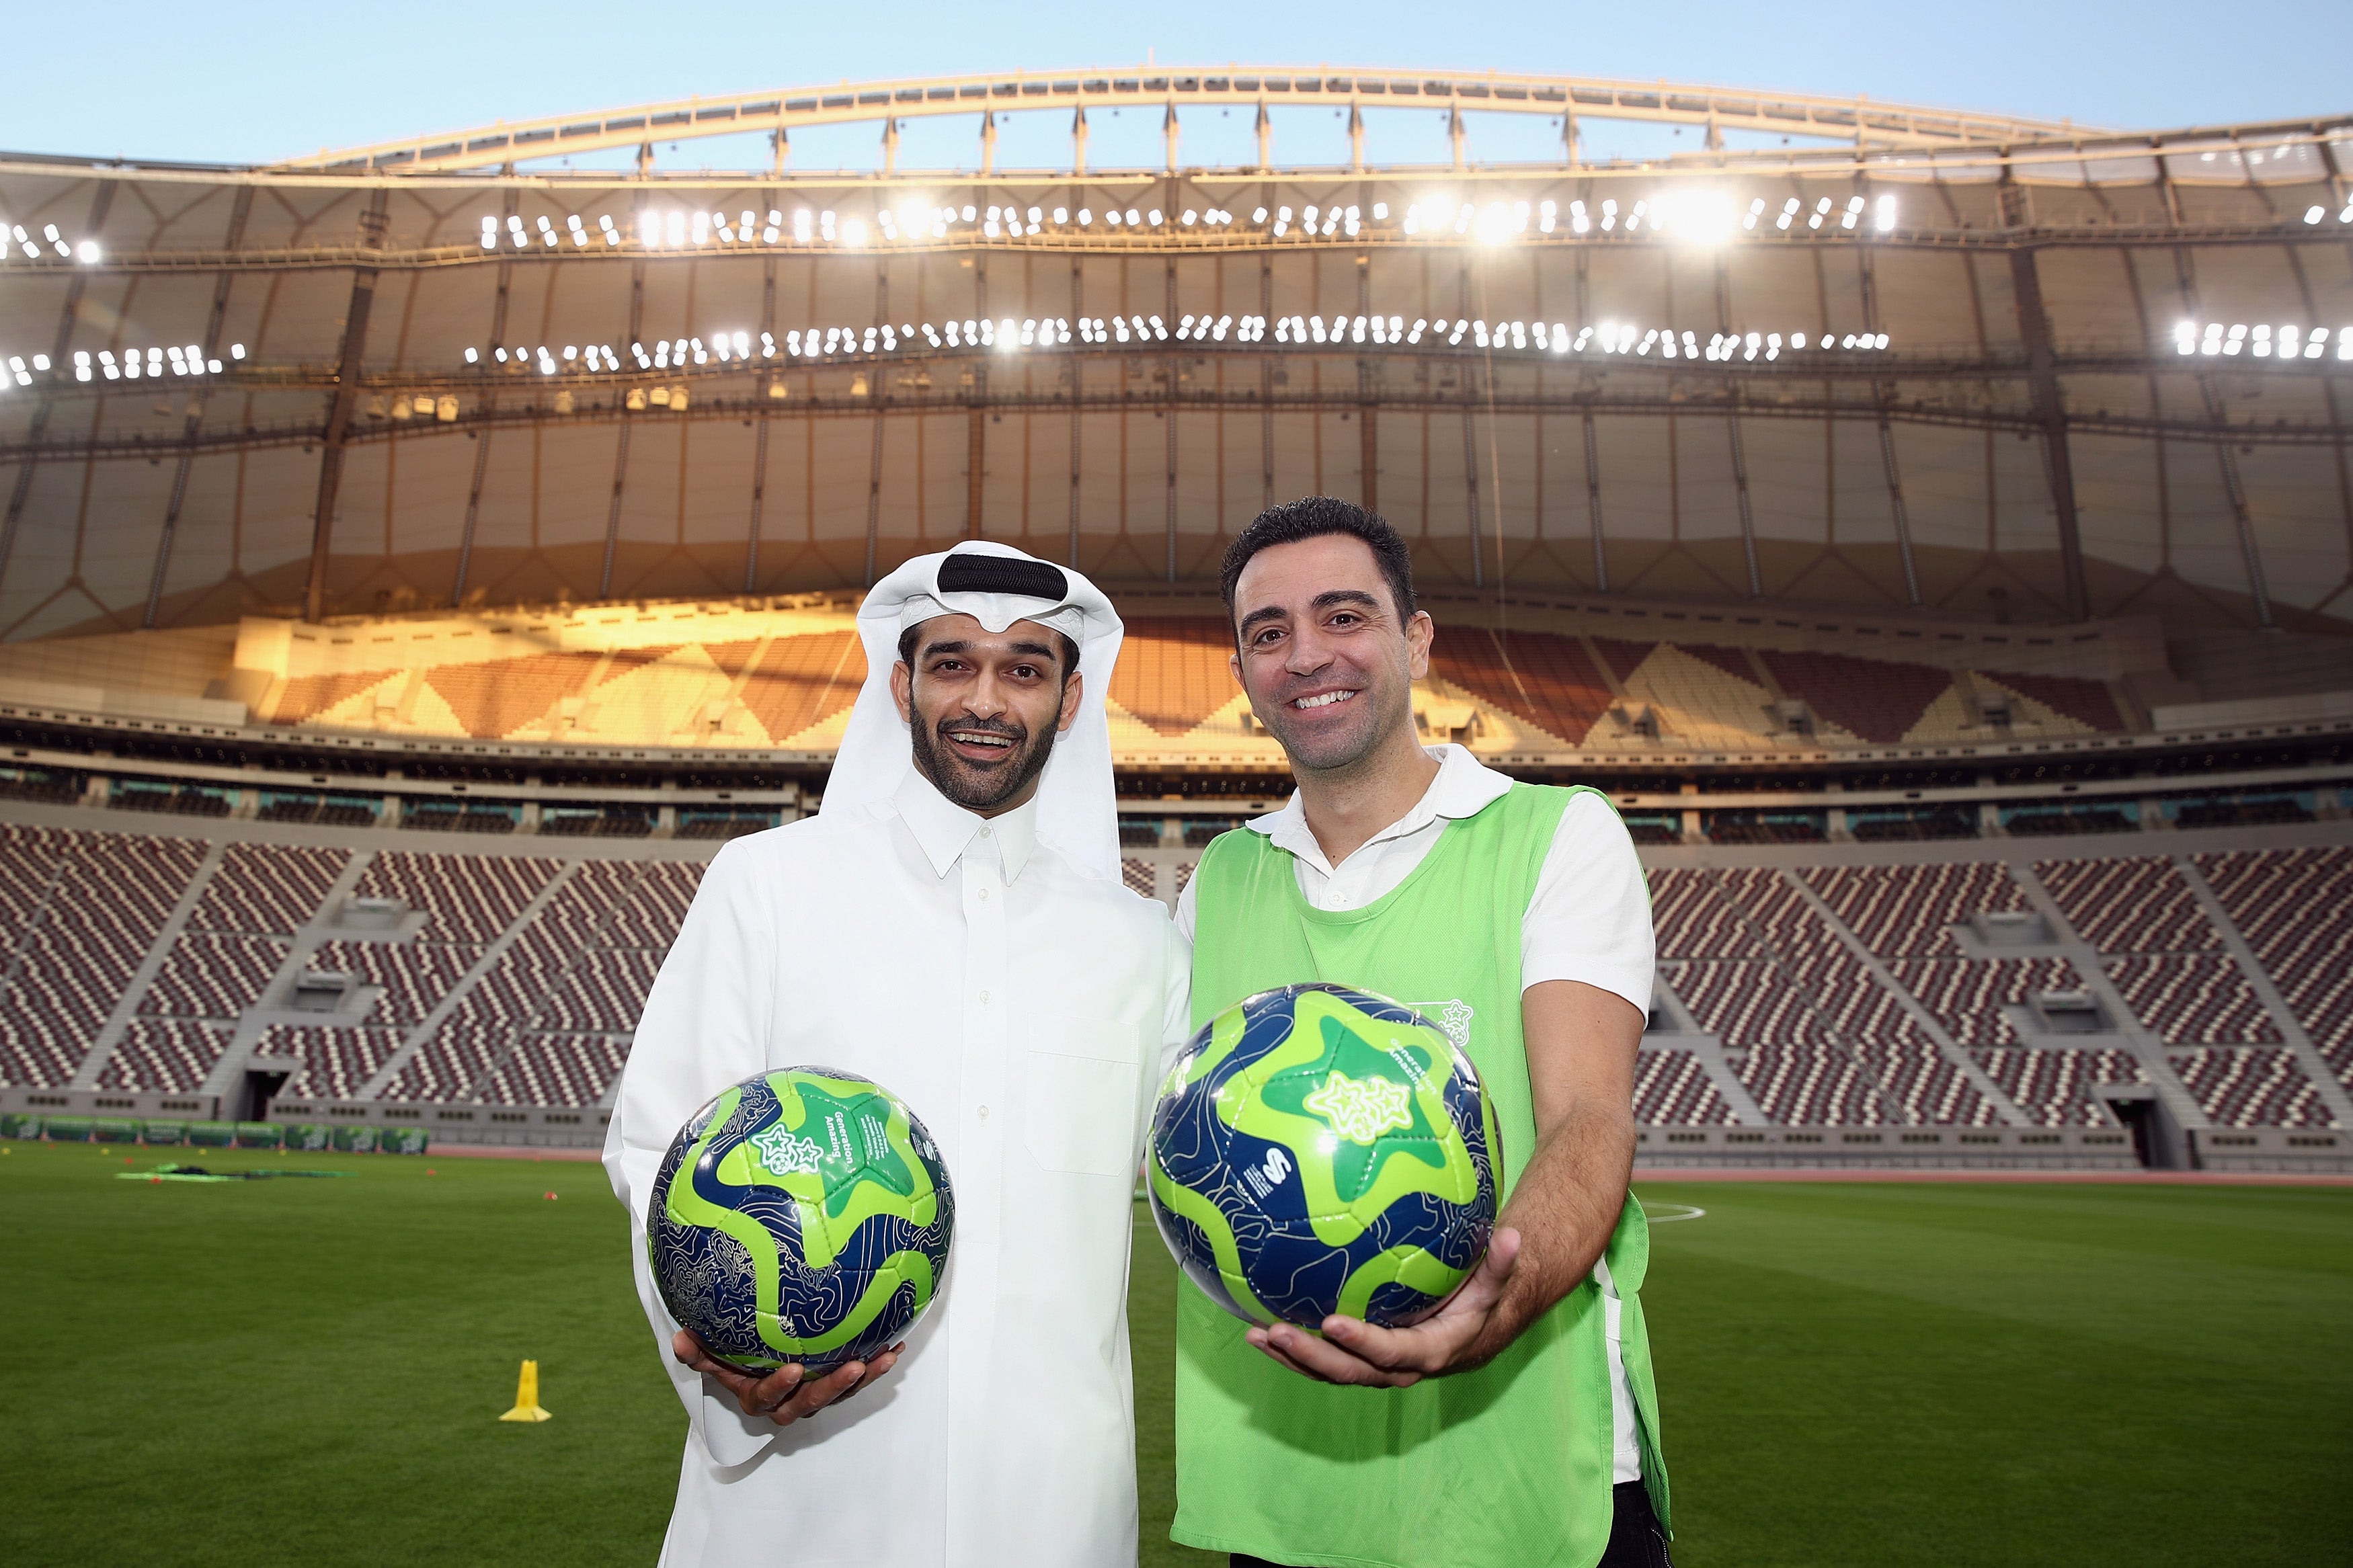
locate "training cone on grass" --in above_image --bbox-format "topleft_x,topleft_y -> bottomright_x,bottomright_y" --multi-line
499,1359 -> 551,1422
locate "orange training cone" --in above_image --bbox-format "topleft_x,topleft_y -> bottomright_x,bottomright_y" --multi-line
499,1359 -> 551,1422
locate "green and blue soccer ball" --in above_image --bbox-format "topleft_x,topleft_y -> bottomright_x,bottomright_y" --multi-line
1148,983 -> 1499,1329
649,1067 -> 954,1372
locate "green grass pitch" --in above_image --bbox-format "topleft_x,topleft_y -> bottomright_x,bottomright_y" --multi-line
0,1142 -> 2344,1565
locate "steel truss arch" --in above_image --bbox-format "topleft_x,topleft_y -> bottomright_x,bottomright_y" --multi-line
274,67 -> 2098,176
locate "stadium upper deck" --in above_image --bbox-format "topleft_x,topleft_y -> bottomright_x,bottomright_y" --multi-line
1,68 -> 2349,649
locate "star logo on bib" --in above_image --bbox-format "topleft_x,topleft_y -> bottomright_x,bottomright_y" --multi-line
750,1122 -> 824,1178
1304,1070 -> 1415,1145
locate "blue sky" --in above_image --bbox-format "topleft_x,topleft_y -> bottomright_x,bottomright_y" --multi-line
5,0 -> 2346,167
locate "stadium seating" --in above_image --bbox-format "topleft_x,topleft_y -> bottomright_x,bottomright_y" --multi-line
93,1018 -> 229,1094
138,932 -> 284,1018
1109,620 -> 1244,736
0,829 -> 207,1086
1427,630 -> 1616,746
2169,1046 -> 2333,1128
194,844 -> 350,934
264,1024 -> 406,1101
1633,1050 -> 1737,1126
2106,956 -> 2281,1044
1,815 -> 2343,1141
1971,1046 -> 2145,1126
2036,857 -> 2217,954
2194,848 -> 2353,1085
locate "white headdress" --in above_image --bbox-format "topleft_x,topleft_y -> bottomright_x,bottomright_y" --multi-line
821,542 -> 1125,880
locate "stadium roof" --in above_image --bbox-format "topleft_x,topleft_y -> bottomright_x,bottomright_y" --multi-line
1,68 -> 2349,647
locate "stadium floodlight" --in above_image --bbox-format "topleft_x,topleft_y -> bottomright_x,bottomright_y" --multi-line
1599,199 -> 1618,232
1874,196 -> 1897,232
1077,208 -> 1092,225
1252,207 -> 1269,223
1181,210 -> 1196,226
1570,200 -> 1589,235
1130,208 -> 1146,226
2251,324 -> 2274,357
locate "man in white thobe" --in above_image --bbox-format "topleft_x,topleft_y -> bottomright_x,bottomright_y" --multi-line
605,543 -> 1189,1567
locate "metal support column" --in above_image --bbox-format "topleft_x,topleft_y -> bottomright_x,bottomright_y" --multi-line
966,255 -> 987,540
145,185 -> 253,628
303,189 -> 389,623
1583,412 -> 1608,591
1260,251 -> 1275,508
450,188 -> 518,607
1165,257 -> 1179,581
746,255 -> 778,593
1858,246 -> 1922,606
863,261 -> 889,586
1068,253 -> 1084,566
2007,243 -> 2091,621
1726,404 -> 1762,597
1357,253 -> 1376,513
0,181 -> 116,596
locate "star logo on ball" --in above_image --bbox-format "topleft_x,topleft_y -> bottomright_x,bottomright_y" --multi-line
749,1122 -> 825,1178
1303,1069 -> 1414,1145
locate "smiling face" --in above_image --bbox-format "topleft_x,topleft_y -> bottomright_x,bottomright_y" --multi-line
1229,534 -> 1433,776
891,613 -> 1084,815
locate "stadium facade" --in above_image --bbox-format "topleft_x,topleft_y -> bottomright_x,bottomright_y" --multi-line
0,69 -> 2347,1171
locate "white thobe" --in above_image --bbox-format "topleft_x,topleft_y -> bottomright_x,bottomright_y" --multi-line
606,770 -> 1191,1568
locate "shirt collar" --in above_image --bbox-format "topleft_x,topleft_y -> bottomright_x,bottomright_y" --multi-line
891,768 -> 1040,882
1247,744 -> 1511,874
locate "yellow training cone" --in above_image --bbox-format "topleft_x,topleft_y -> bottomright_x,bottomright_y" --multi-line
499,1359 -> 552,1422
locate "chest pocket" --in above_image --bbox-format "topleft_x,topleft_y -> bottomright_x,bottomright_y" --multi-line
1022,1014 -> 1144,1177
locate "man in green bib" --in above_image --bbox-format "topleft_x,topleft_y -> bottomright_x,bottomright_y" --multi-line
1171,497 -> 1669,1568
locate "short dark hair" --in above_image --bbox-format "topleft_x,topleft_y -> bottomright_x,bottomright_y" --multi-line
1220,497 -> 1417,636
896,620 -> 1081,680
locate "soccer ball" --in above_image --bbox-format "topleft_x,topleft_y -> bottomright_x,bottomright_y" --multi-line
1147,983 -> 1499,1330
648,1067 -> 954,1373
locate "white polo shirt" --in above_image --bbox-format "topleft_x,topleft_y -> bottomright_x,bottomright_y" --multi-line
1174,743 -> 1654,1483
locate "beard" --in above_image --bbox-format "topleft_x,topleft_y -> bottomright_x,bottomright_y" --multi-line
908,708 -> 1061,812
1254,665 -> 1411,776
